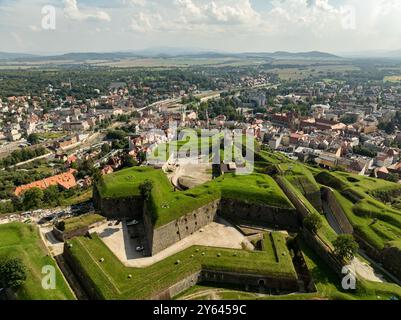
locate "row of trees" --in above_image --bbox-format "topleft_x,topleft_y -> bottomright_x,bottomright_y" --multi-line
0,147 -> 48,168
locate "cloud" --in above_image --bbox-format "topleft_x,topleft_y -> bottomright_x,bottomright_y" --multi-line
123,0 -> 147,6
175,0 -> 261,26
130,12 -> 162,32
63,0 -> 111,22
128,0 -> 263,34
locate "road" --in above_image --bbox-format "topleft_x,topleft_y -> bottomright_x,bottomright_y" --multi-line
136,84 -> 277,113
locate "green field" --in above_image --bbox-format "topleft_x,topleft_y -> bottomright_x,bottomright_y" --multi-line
384,75 -> 401,83
66,231 -> 296,300
98,167 -> 294,228
268,64 -> 360,81
0,223 -> 75,300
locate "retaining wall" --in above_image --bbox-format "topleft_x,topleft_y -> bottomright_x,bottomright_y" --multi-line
302,228 -> 344,277
94,186 -> 143,219
52,220 -> 106,242
321,187 -> 354,234
382,246 -> 401,280
201,270 -> 299,292
220,199 -> 299,231
146,200 -> 220,255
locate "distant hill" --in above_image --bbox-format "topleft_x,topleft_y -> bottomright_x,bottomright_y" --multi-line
340,50 -> 401,59
0,49 -> 342,63
240,51 -> 342,60
15,52 -> 141,62
0,52 -> 38,60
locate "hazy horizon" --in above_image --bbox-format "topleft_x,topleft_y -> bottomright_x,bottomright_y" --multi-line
1,0 -> 401,55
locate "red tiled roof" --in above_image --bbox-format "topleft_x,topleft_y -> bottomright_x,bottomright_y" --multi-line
15,169 -> 77,196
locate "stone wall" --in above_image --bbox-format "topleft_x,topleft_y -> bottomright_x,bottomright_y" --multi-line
302,228 -> 343,277
52,220 -> 106,242
150,269 -> 299,300
201,270 -> 299,292
321,187 -> 354,234
149,200 -> 220,255
94,185 -> 143,219
150,272 -> 202,300
305,191 -> 323,213
220,199 -> 299,231
382,245 -> 401,280
63,243 -> 104,300
276,176 -> 314,220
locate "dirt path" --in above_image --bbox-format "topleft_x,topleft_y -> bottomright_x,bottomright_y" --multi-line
350,258 -> 385,283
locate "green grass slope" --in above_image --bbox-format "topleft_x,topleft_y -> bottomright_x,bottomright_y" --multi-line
0,223 -> 75,300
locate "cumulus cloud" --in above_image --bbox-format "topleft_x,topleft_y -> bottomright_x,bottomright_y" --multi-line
63,0 -> 111,22
130,12 -> 162,32
123,0 -> 147,7
175,0 -> 261,26
128,0 -> 263,34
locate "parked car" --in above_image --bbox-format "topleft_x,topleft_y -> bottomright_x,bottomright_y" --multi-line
127,220 -> 139,227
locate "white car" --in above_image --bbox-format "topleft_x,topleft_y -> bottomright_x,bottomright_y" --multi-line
127,220 -> 139,226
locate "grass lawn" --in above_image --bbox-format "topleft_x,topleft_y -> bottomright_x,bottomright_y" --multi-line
98,167 -> 294,228
66,231 -> 297,300
279,163 -> 322,209
61,189 -> 93,207
384,76 -> 401,83
37,132 -> 67,140
0,223 -> 75,300
62,213 -> 105,232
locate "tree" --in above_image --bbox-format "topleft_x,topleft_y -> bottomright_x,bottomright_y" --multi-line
139,180 -> 154,201
101,143 -> 111,156
333,235 -> 359,262
22,187 -> 44,210
0,257 -> 27,289
386,173 -> 399,183
27,133 -> 40,145
122,154 -> 138,168
303,213 -> 323,234
43,185 -> 60,206
106,130 -> 127,140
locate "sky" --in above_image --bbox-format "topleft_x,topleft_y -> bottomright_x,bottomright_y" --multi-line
0,0 -> 401,54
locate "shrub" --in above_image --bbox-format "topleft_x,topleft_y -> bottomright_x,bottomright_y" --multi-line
303,213 -> 323,234
0,257 -> 27,289
333,235 -> 359,262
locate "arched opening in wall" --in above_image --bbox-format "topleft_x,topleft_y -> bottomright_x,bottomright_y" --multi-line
258,279 -> 266,289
